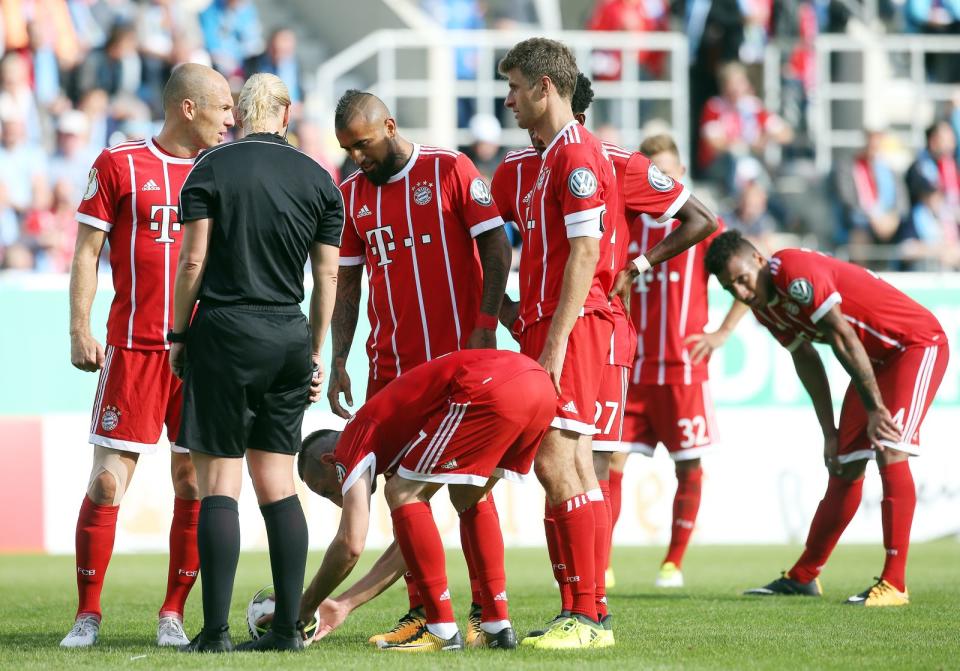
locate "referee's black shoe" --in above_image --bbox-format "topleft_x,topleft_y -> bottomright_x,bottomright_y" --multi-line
180,627 -> 233,653
236,629 -> 304,652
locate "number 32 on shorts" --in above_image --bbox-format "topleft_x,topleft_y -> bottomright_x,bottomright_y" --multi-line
677,416 -> 709,449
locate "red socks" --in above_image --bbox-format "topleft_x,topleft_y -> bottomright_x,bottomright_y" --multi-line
609,469 -> 623,532
74,495 -> 119,619
392,502 -> 454,625
789,476 -> 864,584
543,505 -> 573,612
399,501 -> 431,610
159,497 -> 200,618
879,461 -> 916,592
589,488 -> 609,620
664,467 -> 703,568
550,494 -> 597,621
459,495 -> 508,622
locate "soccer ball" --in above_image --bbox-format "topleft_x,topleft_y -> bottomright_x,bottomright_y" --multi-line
246,585 -> 321,644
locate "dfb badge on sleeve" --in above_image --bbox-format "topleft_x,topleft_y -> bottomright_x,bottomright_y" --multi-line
647,163 -> 675,192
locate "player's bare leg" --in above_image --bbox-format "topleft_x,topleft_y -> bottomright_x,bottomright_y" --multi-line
657,457 -> 704,588
746,458 -> 867,598
382,477 -> 463,652
157,451 -> 199,647
61,446 -> 139,648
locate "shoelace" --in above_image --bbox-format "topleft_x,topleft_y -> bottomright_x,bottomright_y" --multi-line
69,618 -> 97,638
160,618 -> 186,638
389,612 -> 421,634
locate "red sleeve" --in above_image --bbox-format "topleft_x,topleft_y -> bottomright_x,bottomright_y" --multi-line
490,161 -> 517,227
76,149 -> 122,232
622,152 -> 689,222
551,143 -> 610,239
335,417 -> 379,495
770,250 -> 841,324
448,153 -> 504,238
337,180 -> 365,266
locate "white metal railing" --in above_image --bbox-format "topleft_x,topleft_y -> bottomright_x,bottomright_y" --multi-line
313,29 -> 690,161
813,34 -> 960,174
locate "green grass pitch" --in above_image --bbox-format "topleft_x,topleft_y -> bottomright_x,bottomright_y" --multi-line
2,541 -> 958,669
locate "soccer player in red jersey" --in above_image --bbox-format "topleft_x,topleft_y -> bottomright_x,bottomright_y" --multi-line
599,135 -> 748,589
328,90 -> 512,645
295,350 -> 556,652
707,231 -> 949,606
497,39 -> 717,649
62,64 -> 235,648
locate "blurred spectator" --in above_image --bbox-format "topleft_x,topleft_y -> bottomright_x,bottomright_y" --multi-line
832,130 -> 904,249
723,179 -> 779,251
290,121 -> 340,183
49,110 -> 98,201
136,0 -> 206,114
1,242 -> 34,270
245,28 -> 303,106
906,121 -> 959,213
905,0 -> 960,83
586,0 -> 669,81
75,22 -> 142,99
0,106 -> 48,217
738,0 -> 774,66
950,90 -> 960,162
24,179 -> 77,272
488,0 -> 538,28
698,61 -> 792,193
422,0 -> 485,127
199,0 -> 264,78
782,2 -> 817,145
464,113 -> 504,180
0,52 -> 42,142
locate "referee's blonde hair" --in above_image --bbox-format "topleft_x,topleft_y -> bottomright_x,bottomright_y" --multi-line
236,73 -> 291,132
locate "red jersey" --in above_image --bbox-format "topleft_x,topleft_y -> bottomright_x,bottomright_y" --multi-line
334,350 -> 545,494
601,141 -> 638,367
339,144 -> 503,382
753,249 -> 946,362
76,138 -> 195,350
517,121 -> 617,331
490,145 -> 539,232
630,214 -> 725,386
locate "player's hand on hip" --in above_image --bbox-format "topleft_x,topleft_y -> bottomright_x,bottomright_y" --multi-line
327,361 -> 354,418
70,332 -> 105,372
313,598 -> 349,641
823,430 -> 841,476
466,327 -> 497,350
538,340 -> 567,397
609,267 -> 636,300
169,342 -> 187,379
867,406 -> 901,452
685,329 -> 728,365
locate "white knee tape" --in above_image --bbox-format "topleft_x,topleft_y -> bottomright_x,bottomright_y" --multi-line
89,447 -> 130,504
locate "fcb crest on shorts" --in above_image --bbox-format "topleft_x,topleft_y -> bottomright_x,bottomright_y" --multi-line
412,181 -> 433,206
568,168 -> 598,199
335,462 -> 346,484
788,278 -> 814,305
647,163 -> 675,192
101,405 -> 121,432
469,177 -> 492,206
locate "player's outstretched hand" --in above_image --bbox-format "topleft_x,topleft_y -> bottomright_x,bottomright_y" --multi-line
867,407 -> 901,452
466,326 -> 497,350
312,598 -> 350,642
327,361 -> 354,419
71,332 -> 105,372
308,354 -> 324,404
609,267 -> 637,301
685,329 -> 730,364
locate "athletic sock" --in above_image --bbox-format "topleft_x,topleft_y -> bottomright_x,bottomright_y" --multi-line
664,467 -> 703,568
74,495 -> 119,619
789,476 -> 864,584
260,495 -> 309,637
609,469 -> 624,532
459,495 -> 508,623
159,497 -> 200,618
543,501 -> 572,612
197,495 -> 240,634
879,461 -> 916,592
552,494 -> 597,621
587,489 -> 609,620
391,502 -> 455,627
399,502 -> 429,611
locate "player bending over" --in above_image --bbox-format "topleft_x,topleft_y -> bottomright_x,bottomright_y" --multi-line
296,350 -> 555,651
706,231 -> 948,606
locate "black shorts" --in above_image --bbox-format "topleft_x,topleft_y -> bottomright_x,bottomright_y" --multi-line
179,303 -> 312,458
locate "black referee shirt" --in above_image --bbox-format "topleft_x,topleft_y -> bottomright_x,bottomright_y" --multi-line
179,132 -> 344,305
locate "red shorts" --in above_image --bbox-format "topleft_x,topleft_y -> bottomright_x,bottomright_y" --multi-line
518,312 -> 614,435
609,298 -> 637,368
838,343 -> 949,463
397,368 -> 555,485
593,364 -> 628,445
617,381 -> 719,460
89,345 -> 185,454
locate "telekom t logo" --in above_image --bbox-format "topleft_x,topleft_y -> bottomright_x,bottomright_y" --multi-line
150,205 -> 181,244
366,224 -> 397,267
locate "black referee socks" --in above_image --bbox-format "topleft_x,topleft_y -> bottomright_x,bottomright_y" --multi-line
197,495 -> 241,635
260,494 -> 309,638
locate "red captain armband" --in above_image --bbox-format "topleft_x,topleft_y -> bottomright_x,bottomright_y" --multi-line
476,313 -> 499,330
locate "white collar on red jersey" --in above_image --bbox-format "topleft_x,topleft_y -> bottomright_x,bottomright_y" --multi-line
542,119 -> 580,160
387,143 -> 421,184
146,137 -> 195,165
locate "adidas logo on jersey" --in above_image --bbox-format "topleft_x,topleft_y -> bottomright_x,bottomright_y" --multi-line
141,179 -> 161,191
561,400 -> 578,414
357,204 -> 372,218
440,459 -> 459,470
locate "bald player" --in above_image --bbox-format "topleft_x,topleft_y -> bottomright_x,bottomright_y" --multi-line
63,63 -> 235,648
329,90 -> 512,646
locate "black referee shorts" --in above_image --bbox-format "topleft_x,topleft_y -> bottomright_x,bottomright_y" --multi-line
179,303 -> 312,458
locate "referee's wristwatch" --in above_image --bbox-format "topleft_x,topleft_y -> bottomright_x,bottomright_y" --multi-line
166,330 -> 188,344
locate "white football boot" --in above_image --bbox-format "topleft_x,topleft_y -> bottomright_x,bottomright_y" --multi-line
60,614 -> 100,648
157,615 -> 190,646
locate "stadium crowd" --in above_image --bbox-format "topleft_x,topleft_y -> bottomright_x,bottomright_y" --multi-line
1,0 -> 960,271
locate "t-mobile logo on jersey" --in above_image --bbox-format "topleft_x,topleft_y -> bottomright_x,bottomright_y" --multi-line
366,225 -> 397,267
149,205 -> 181,244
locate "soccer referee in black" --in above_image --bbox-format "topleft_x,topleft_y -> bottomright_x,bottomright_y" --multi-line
168,73 -> 343,653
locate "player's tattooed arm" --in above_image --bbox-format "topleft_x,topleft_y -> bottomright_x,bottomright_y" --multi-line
818,305 -> 901,450
69,224 -> 107,371
328,264 -> 363,418
468,226 -> 511,349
